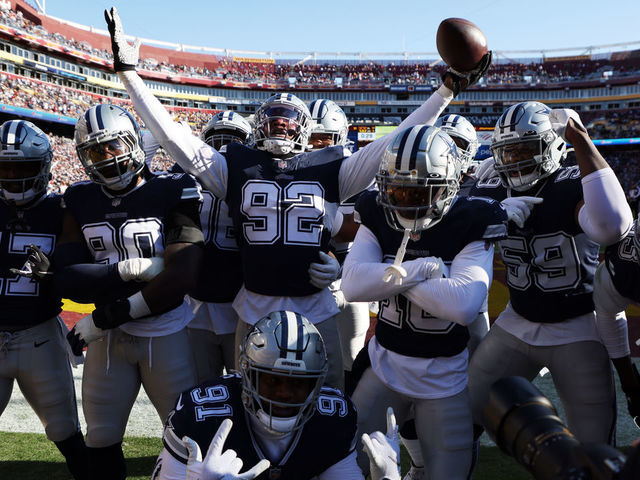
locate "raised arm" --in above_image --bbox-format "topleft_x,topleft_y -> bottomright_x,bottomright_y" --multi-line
105,7 -> 227,198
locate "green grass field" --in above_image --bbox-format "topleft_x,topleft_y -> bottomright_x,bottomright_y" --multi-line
0,431 -> 533,480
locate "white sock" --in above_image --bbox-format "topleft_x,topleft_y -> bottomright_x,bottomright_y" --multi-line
399,434 -> 424,468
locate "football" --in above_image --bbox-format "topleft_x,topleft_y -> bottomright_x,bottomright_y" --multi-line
436,18 -> 488,72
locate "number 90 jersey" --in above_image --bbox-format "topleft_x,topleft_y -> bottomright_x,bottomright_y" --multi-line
162,374 -> 357,480
0,194 -> 63,329
225,143 -> 346,297
470,166 -> 599,323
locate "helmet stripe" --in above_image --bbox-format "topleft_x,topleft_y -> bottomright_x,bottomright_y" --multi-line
4,120 -> 19,150
96,104 -> 105,130
84,108 -> 93,134
279,310 -> 288,359
14,121 -> 24,147
295,312 -> 304,360
395,128 -> 414,171
408,125 -> 431,171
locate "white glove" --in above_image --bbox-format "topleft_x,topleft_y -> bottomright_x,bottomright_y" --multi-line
308,251 -> 341,289
73,314 -> 107,344
183,419 -> 270,480
500,196 -> 543,228
549,108 -> 586,142
362,407 -> 401,480
474,157 -> 497,181
104,7 -> 140,71
117,257 -> 165,282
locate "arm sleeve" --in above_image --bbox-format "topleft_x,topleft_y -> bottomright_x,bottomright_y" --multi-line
578,168 -> 633,246
318,450 -> 364,480
154,448 -> 187,480
341,225 -> 428,302
338,85 -> 454,201
593,262 -> 632,358
118,70 -> 228,198
403,241 -> 493,326
53,262 -> 135,304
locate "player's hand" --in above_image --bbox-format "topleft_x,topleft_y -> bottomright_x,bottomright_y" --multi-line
308,251 -> 341,289
501,196 -> 543,228
474,157 -> 498,182
549,108 -> 587,143
104,7 -> 140,71
362,407 -> 401,480
442,51 -> 492,96
117,257 -> 165,282
66,314 -> 107,356
183,419 -> 271,480
9,244 -> 52,280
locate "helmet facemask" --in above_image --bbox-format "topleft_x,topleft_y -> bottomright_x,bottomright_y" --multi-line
0,120 -> 53,206
239,311 -> 328,436
254,97 -> 312,157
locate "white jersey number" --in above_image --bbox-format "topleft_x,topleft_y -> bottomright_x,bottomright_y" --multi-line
200,190 -> 238,251
500,232 -> 580,292
379,294 -> 455,335
241,180 -> 325,246
81,218 -> 163,264
1,232 -> 55,297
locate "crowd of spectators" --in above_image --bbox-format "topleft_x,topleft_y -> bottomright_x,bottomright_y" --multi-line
2,4 -> 640,89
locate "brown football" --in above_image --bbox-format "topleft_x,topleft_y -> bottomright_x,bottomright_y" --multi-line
436,18 -> 488,72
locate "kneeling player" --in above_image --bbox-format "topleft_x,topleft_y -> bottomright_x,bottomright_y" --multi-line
153,311 -> 401,480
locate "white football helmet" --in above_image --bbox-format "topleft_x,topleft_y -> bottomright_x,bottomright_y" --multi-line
254,93 -> 312,157
0,120 -> 52,206
74,104 -> 145,191
308,99 -> 349,148
434,114 -> 479,173
491,101 -> 566,191
201,111 -> 252,150
376,125 -> 461,232
239,310 -> 327,435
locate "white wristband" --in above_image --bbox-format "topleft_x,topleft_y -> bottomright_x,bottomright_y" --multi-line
127,290 -> 152,319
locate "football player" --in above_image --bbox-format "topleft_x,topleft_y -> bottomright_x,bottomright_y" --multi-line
468,104 -> 633,446
47,104 -> 204,480
341,125 -> 508,479
178,112 -> 250,383
104,6 -> 491,391
153,311 -> 401,480
593,216 -> 640,427
0,120 -> 89,479
307,98 -> 370,391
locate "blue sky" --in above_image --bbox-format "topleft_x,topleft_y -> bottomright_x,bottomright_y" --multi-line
38,0 -> 640,58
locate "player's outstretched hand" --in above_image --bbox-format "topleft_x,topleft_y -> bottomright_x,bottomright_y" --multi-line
66,314 -> 107,356
442,51 -> 492,96
183,419 -> 270,480
308,251 -> 341,289
104,7 -> 140,71
9,244 -> 52,280
362,407 -> 401,480
549,108 -> 587,143
117,257 -> 165,282
501,196 -> 543,228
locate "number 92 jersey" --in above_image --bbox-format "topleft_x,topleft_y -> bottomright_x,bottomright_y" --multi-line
162,374 -> 357,480
224,143 -> 346,297
0,194 -> 63,329
470,166 -> 599,323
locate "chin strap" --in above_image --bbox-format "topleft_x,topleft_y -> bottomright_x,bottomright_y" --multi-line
382,229 -> 413,285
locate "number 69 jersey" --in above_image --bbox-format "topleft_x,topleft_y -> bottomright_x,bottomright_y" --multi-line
162,374 -> 357,480
0,194 -> 63,330
470,166 -> 600,323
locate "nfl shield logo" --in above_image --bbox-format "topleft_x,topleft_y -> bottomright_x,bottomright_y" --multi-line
112,198 -> 121,207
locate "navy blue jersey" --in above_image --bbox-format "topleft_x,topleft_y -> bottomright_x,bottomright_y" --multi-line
458,173 -> 476,198
191,190 -> 242,303
224,143 -> 346,297
163,374 -> 357,480
0,194 -> 63,329
63,172 -> 201,266
604,230 -> 640,302
356,191 -> 508,358
470,166 -> 599,323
